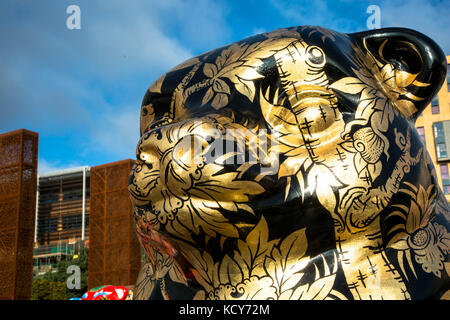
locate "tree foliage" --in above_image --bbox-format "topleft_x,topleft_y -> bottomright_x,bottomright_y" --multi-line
31,279 -> 66,300
32,247 -> 89,300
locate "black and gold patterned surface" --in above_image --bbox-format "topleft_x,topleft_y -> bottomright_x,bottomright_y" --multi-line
128,26 -> 449,300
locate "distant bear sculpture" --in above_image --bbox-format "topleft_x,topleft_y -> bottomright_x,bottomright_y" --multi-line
128,26 -> 450,300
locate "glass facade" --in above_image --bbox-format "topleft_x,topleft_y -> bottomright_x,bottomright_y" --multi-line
433,121 -> 450,161
417,126 -> 426,145
431,96 -> 440,114
437,143 -> 448,158
441,164 -> 450,194
414,57 -> 450,204
447,63 -> 450,91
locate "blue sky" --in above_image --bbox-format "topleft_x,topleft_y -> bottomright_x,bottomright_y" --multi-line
1,0 -> 449,173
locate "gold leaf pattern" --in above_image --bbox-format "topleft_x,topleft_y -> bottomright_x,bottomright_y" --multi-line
386,183 -> 450,279
178,216 -> 339,300
131,27 -> 449,300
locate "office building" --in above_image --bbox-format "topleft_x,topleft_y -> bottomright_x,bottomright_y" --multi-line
33,166 -> 90,275
415,55 -> 450,202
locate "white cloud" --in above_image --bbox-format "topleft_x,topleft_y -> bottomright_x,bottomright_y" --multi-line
0,0 -> 231,127
90,107 -> 140,161
379,0 -> 450,54
38,158 -> 84,175
0,0 -> 231,167
250,28 -> 267,36
268,0 -> 449,55
76,1 -> 196,80
269,0 -> 358,33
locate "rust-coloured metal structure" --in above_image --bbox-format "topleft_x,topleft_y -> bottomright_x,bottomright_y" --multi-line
88,159 -> 140,289
0,129 -> 38,300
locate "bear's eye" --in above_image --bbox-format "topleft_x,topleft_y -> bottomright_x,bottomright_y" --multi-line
285,85 -> 344,142
306,46 -> 325,67
300,103 -> 336,134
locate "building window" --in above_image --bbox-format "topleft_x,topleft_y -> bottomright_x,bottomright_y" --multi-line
62,214 -> 83,231
441,164 -> 449,179
434,122 -> 444,139
431,96 -> 439,114
37,217 -> 59,234
437,143 -> 448,158
447,64 -> 450,91
441,164 -> 450,194
417,127 -> 426,145
434,121 -> 450,162
444,186 -> 450,194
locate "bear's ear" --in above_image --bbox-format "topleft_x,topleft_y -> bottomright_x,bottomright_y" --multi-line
350,28 -> 446,120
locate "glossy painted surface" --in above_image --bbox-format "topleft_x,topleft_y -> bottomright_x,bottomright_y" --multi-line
81,285 -> 130,300
128,26 -> 450,300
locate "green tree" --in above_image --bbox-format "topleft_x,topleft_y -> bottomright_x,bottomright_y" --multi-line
31,278 -> 66,300
35,247 -> 89,300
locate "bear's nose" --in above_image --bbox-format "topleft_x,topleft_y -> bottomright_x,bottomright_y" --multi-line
171,135 -> 209,170
158,134 -> 210,192
136,129 -> 163,168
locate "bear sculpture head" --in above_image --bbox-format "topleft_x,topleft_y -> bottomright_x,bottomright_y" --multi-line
128,26 -> 449,300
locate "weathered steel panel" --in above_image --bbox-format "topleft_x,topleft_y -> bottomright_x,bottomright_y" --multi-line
0,129 -> 38,300
88,159 -> 140,289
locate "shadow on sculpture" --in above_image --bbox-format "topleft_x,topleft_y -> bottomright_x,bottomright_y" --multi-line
128,26 -> 450,300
